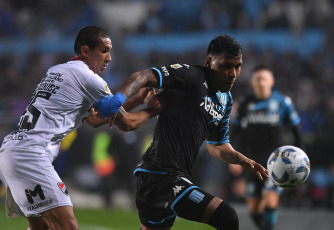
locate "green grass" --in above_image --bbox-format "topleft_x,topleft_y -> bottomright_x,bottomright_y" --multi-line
0,205 -> 214,229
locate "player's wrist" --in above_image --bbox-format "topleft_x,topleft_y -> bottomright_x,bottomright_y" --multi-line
95,92 -> 126,118
114,92 -> 126,105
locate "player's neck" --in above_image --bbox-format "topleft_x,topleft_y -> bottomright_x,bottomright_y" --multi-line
255,91 -> 271,100
71,56 -> 85,62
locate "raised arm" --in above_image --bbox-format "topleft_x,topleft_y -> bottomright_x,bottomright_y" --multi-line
86,92 -> 164,131
95,69 -> 159,123
118,69 -> 159,99
207,142 -> 268,180
85,87 -> 155,128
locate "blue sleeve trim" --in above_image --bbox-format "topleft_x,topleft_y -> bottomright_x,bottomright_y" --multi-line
171,186 -> 199,216
133,168 -> 168,175
206,140 -> 229,145
150,67 -> 162,89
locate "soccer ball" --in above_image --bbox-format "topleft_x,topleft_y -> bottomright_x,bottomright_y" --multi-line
267,145 -> 310,189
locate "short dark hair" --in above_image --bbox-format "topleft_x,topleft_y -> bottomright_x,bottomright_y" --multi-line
74,26 -> 110,55
207,34 -> 243,57
252,64 -> 273,74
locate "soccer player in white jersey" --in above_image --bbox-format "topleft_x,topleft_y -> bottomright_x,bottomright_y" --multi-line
0,26 -> 163,230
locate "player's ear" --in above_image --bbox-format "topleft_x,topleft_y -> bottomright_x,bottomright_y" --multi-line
81,45 -> 90,58
205,56 -> 212,68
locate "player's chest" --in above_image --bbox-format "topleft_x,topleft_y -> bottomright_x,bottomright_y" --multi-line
245,99 -> 281,124
198,89 -> 228,126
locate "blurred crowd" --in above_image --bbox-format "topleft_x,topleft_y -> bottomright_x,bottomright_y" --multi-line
1,0 -> 334,209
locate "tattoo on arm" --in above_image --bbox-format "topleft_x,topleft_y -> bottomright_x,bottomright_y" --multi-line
119,69 -> 158,98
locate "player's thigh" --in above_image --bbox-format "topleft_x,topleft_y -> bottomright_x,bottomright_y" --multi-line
0,149 -> 72,217
171,186 -> 217,222
172,188 -> 238,229
136,172 -> 177,229
41,206 -> 78,230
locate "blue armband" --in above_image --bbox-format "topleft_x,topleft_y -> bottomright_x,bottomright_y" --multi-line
95,92 -> 126,118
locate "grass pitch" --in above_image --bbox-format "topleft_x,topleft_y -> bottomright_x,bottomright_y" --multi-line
0,206 -> 214,229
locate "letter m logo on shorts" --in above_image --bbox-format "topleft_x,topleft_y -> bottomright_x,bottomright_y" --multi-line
25,184 -> 45,204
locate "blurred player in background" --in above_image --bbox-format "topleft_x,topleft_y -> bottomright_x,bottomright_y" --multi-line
0,26 -> 163,230
100,34 -> 269,230
230,64 -> 302,230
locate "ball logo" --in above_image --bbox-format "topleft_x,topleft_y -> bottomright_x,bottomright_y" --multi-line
57,182 -> 69,195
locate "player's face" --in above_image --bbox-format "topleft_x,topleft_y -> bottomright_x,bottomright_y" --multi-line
205,53 -> 242,92
251,69 -> 274,99
86,37 -> 112,75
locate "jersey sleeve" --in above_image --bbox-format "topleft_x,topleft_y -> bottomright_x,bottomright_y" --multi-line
81,71 -> 112,104
151,64 -> 199,90
282,96 -> 300,126
207,93 -> 233,145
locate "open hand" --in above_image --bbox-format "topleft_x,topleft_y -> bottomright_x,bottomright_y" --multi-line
240,158 -> 268,180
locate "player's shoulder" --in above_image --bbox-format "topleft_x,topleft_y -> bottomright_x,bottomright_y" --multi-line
165,63 -> 207,82
50,60 -> 100,81
271,91 -> 293,105
166,63 -> 205,73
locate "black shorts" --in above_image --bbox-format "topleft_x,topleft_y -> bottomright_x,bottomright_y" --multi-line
135,169 -> 214,228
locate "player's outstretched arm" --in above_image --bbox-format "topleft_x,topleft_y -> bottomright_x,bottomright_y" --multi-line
122,87 -> 155,112
118,69 -> 159,99
94,69 -> 159,128
207,143 -> 268,180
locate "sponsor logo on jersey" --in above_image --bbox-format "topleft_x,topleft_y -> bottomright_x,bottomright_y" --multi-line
6,135 -> 23,141
173,185 -> 185,196
27,199 -> 53,211
170,64 -> 183,69
36,72 -> 62,94
104,84 -> 111,93
57,182 -> 69,195
246,111 -> 279,125
161,66 -> 169,76
200,96 -> 225,125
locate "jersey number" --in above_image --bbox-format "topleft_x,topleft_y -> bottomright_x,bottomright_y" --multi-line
18,91 -> 51,130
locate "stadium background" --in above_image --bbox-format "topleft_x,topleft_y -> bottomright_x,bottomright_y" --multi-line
0,0 -> 333,229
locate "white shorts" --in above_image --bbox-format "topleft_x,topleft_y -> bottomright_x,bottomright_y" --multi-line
0,148 -> 72,218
